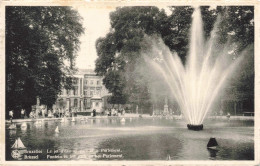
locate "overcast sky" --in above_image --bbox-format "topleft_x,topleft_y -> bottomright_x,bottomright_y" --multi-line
74,5 -> 172,70
73,6 -> 115,69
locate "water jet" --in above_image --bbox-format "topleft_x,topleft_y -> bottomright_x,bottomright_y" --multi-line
144,7 -> 242,130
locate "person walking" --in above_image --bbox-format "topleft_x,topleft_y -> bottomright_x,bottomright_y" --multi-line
92,109 -> 96,117
21,109 -> 25,119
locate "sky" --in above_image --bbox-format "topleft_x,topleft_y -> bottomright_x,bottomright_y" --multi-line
73,6 -> 115,69
73,5 -> 172,70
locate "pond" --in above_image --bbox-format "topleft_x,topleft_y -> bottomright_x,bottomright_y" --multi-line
6,117 -> 254,161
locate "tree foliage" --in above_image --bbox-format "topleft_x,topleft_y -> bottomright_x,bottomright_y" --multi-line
95,7 -> 170,111
6,6 -> 84,116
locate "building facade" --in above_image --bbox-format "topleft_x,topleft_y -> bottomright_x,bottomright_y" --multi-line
55,69 -> 110,112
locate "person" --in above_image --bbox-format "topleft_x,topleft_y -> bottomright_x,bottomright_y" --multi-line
65,109 -> 69,117
48,110 -> 52,118
42,108 -> 45,118
9,110 -> 14,123
93,109 -> 96,117
29,111 -> 35,119
44,108 -> 48,117
115,109 -> 118,116
21,109 -> 25,119
55,108 -> 59,118
227,112 -> 231,119
122,108 -> 125,116
108,109 -> 111,116
111,108 -> 115,116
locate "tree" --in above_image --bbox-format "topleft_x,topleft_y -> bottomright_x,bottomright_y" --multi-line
6,6 -> 84,117
215,6 -> 254,112
95,7 -> 170,112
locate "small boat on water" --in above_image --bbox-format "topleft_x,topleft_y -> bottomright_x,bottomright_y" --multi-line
71,117 -> 76,122
55,126 -> 59,133
80,117 -> 85,121
166,154 -> 171,160
120,118 -> 126,123
35,120 -> 42,125
21,123 -> 27,130
11,137 -> 26,149
60,117 -> 65,123
207,138 -> 219,150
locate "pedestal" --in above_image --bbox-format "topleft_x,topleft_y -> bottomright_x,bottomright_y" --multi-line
163,104 -> 169,115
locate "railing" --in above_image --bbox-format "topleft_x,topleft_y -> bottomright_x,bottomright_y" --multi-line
243,112 -> 254,116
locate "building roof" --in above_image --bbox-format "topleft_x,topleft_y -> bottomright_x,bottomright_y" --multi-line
76,69 -> 96,76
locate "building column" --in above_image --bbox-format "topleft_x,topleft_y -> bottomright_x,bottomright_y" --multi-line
78,78 -> 80,96
88,98 -> 91,108
81,78 -> 84,96
71,98 -> 74,108
80,98 -> 84,111
66,98 -> 70,109
77,98 -> 80,111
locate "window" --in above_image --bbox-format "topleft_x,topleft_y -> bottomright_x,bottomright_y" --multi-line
73,79 -> 78,84
66,89 -> 69,95
84,99 -> 87,109
74,87 -> 78,95
97,81 -> 100,85
84,91 -> 88,95
59,99 -> 64,107
74,99 -> 78,107
90,80 -> 93,85
85,80 -> 88,84
90,91 -> 93,97
96,102 -> 99,106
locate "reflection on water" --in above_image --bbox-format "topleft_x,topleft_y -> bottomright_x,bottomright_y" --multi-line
6,118 -> 254,160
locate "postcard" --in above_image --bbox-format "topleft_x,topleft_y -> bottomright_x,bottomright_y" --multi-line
0,0 -> 259,165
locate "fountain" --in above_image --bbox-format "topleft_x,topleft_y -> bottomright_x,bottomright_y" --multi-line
143,7 -> 243,130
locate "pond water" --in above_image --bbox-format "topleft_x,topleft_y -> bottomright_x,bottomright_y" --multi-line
6,117 -> 254,161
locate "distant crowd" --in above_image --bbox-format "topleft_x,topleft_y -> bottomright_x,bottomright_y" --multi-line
8,107 -> 127,121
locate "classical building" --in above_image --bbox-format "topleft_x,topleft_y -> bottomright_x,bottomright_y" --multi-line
54,69 -> 110,112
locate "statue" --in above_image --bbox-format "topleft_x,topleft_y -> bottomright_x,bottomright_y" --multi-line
163,96 -> 169,115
